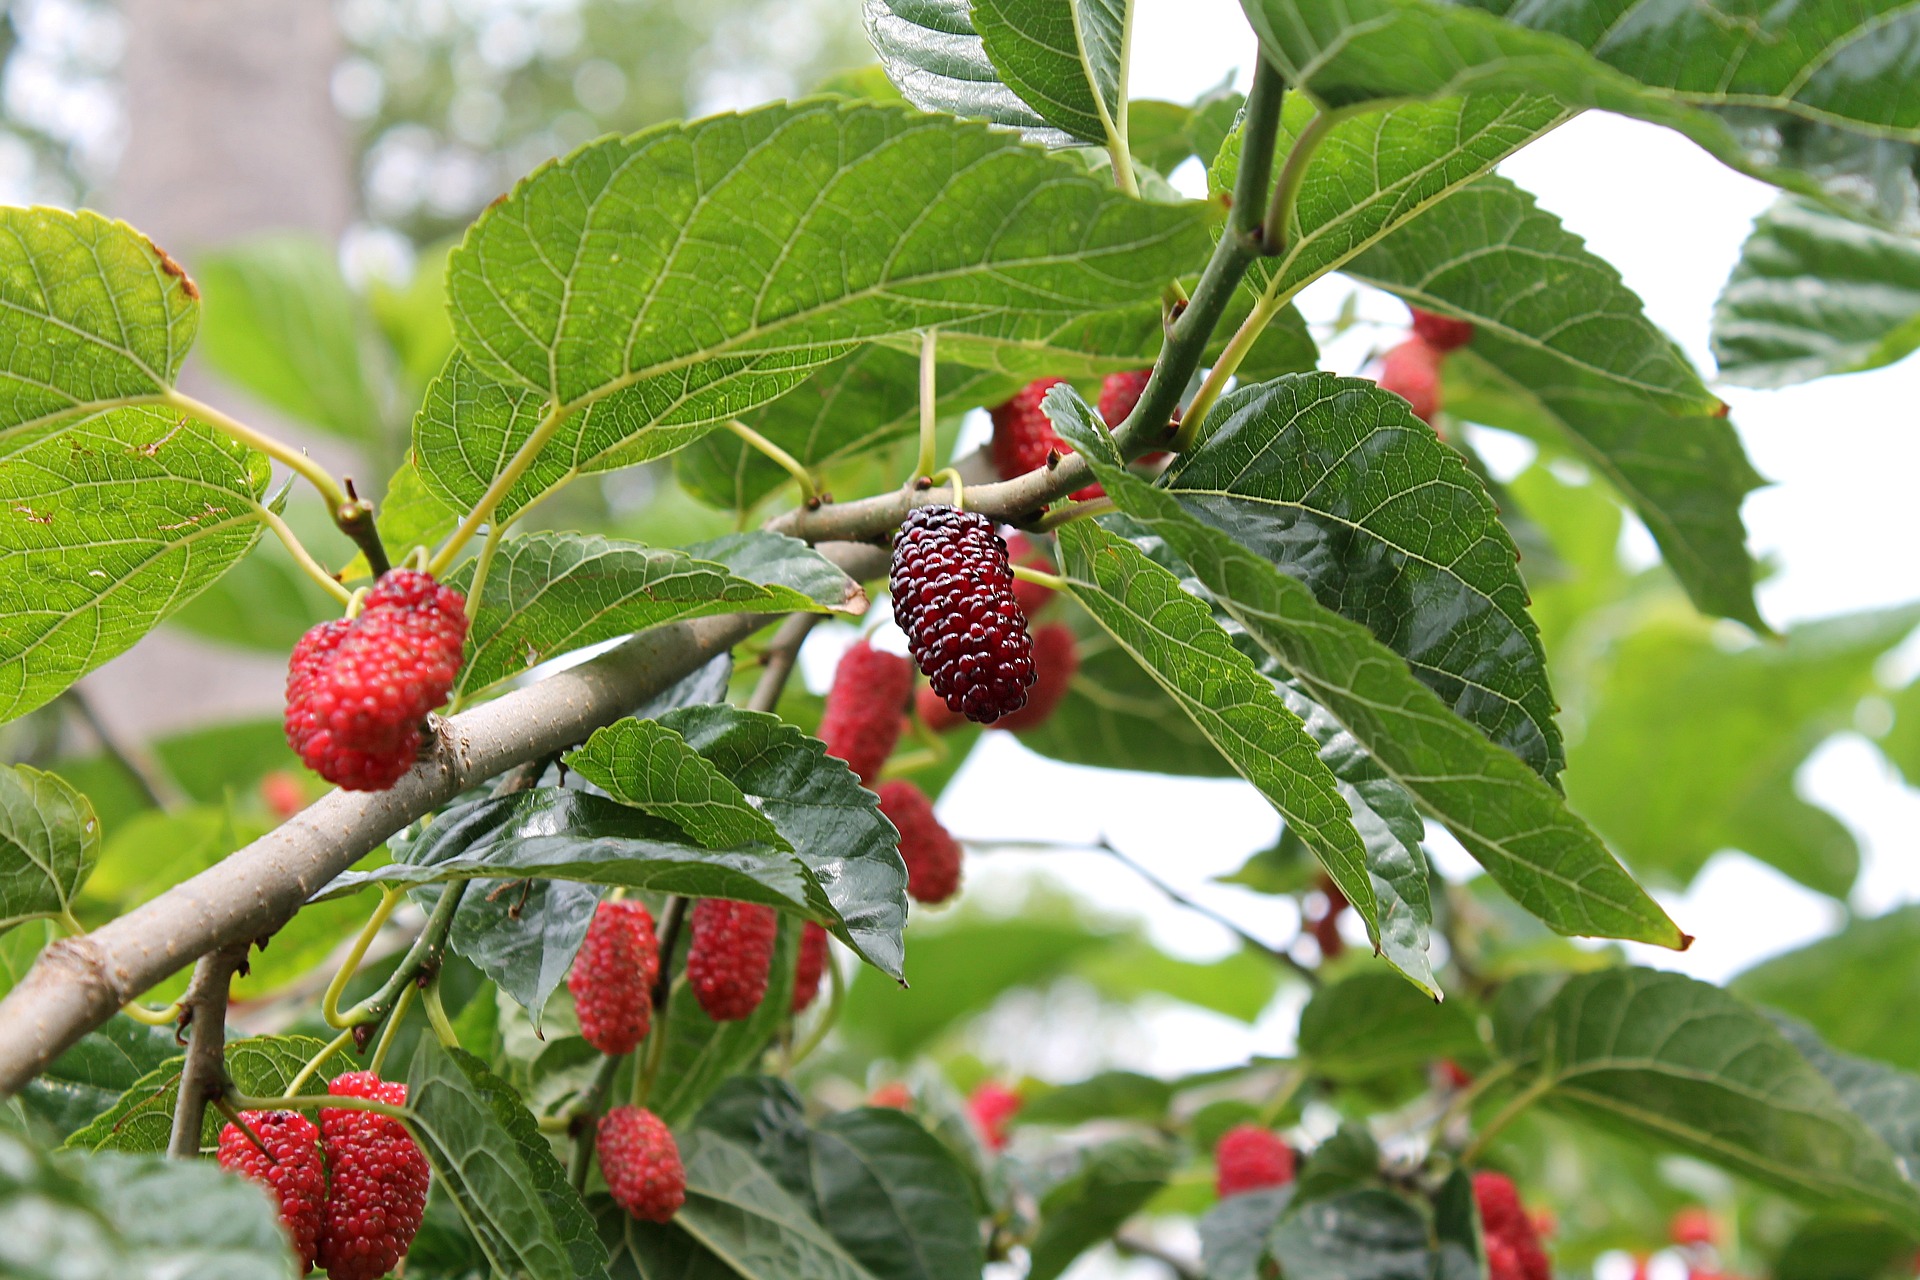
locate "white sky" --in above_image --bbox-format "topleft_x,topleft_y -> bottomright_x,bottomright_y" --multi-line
842,0 -> 1920,1092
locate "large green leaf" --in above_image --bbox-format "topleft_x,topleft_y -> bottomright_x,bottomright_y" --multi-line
659,704 -> 909,981
449,530 -> 860,699
1565,606 -> 1919,899
1773,1015 -> 1920,1176
1268,1188 -> 1434,1280
195,234 -> 386,442
972,0 -> 1129,149
1157,372 -> 1563,781
1199,1186 -> 1291,1280
1049,520 -> 1382,956
1027,1137 -> 1175,1280
1297,972 -> 1480,1082
810,1109 -> 986,1280
860,0 -> 1071,143
0,764 -> 97,932
1237,0 -> 1920,205
1733,907 -> 1920,1072
1713,196 -> 1920,387
0,207 -> 198,453
438,101 -> 1209,514
0,407 -> 270,722
63,1034 -> 355,1155
648,921 -> 799,1127
571,717 -> 790,852
1499,967 -> 1920,1231
405,1038 -> 578,1280
1344,174 -> 1763,627
16,1017 -> 177,1141
0,1130 -> 297,1280
447,877 -> 603,1030
595,1198 -> 742,1280
1050,420 -> 1682,947
674,1128 -> 883,1280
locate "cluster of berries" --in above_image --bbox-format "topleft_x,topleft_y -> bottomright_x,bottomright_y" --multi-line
283,569 -> 469,792
216,1072 -> 429,1278
1374,308 -> 1475,428
1474,1171 -> 1554,1280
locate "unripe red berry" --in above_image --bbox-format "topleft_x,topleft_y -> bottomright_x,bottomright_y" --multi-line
568,899 -> 660,1055
217,1110 -> 326,1271
1376,336 -> 1444,423
876,780 -> 963,905
1214,1125 -> 1295,1198
989,377 -> 1105,501
891,505 -> 1036,725
1670,1207 -> 1717,1246
685,898 -> 779,1021
1410,307 -> 1474,353
1003,531 -> 1058,618
817,640 -> 914,784
1437,1059 -> 1474,1090
868,1082 -> 913,1109
968,1081 -> 1020,1150
1096,368 -> 1152,428
995,624 -> 1077,733
283,569 -> 468,791
259,770 -> 306,819
792,922 -> 829,1013
316,1072 -> 429,1280
598,1105 -> 686,1223
915,683 -> 966,734
1473,1171 -> 1551,1280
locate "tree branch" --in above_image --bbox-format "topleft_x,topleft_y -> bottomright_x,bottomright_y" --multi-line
166,942 -> 250,1158
748,613 -> 820,714
0,542 -> 886,1097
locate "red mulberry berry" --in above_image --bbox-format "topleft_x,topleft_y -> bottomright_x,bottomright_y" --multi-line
1437,1059 -> 1474,1090
1096,368 -> 1152,427
818,640 -> 914,784
1670,1207 -> 1717,1246
792,922 -> 829,1013
217,1110 -> 325,1271
259,770 -> 306,819
869,1083 -> 913,1109
1410,307 -> 1475,353
1214,1125 -> 1295,1198
317,1072 -> 429,1280
876,781 -> 962,905
891,505 -> 1036,725
568,899 -> 659,1055
915,684 -> 965,734
995,624 -> 1077,733
598,1105 -> 685,1223
989,378 -> 1103,501
1376,336 -> 1443,423
283,569 -> 468,792
686,898 -> 778,1021
1003,531 -> 1057,618
1474,1171 -> 1551,1280
968,1082 -> 1020,1150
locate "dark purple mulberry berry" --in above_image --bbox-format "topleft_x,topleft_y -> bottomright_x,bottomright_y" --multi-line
890,505 -> 1036,724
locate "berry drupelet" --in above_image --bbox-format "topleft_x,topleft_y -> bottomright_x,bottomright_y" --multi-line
891,505 -> 1035,725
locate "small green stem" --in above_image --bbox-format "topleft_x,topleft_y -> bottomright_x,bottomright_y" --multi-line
254,504 -> 354,605
1257,1063 -> 1309,1126
1458,1077 -> 1554,1167
231,1092 -> 411,1123
324,888 -> 402,1029
283,1027 -> 357,1099
1263,105 -> 1336,256
636,996 -> 672,1108
166,389 -> 348,512
928,468 -> 965,510
1174,293 -> 1284,451
422,975 -> 460,1049
120,999 -> 183,1027
430,402 -> 569,576
336,881 -> 470,1030
1011,563 -> 1068,592
569,1051 -> 624,1190
1032,498 -> 1116,533
368,981 -> 418,1075
725,419 -> 818,504
786,940 -> 844,1070
915,330 -> 939,480
1429,1060 -> 1516,1144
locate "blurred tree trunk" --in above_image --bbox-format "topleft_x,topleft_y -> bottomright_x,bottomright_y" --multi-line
81,0 -> 356,744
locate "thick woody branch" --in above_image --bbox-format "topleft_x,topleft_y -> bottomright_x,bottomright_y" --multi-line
166,941 -> 250,1158
0,542 -> 885,1097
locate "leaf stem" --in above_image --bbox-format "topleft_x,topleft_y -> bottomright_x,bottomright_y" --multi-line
422,975 -> 460,1049
786,937 -> 843,1070
323,888 -> 402,1029
915,329 -> 940,480
1011,564 -> 1068,592
1458,1076 -> 1553,1166
430,402 -> 569,577
1172,292 -> 1282,452
231,1092 -> 411,1123
336,880 -> 470,1033
569,1051 -> 623,1191
165,389 -> 348,512
725,419 -> 818,505
1263,104 -> 1335,256
283,1026 -> 357,1099
1032,497 -> 1116,533
118,999 -> 183,1026
368,980 -> 418,1076
254,503 -> 354,605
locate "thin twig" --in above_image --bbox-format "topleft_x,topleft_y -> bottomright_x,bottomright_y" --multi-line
569,1051 -> 624,1191
68,689 -> 189,813
166,942 -> 250,1159
650,896 -> 688,1020
748,614 -> 819,714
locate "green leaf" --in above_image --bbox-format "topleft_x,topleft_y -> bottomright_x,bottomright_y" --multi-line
860,0 -> 1071,143
449,530 -> 859,698
169,511 -> 342,650
1156,371 -> 1563,781
16,1017 -> 177,1141
1713,196 -> 1920,387
1237,0 -> 1920,207
1771,1215 -> 1918,1280
808,1108 -> 987,1280
405,1037 -> 578,1280
695,1076 -> 814,1196
1297,972 -> 1479,1082
447,877 -> 603,1029
1733,906 -> 1920,1072
1564,606 -> 1920,899
972,0 -> 1129,148
0,764 -> 97,931
1502,967 -> 1920,1230
1051,519 -> 1384,953
0,207 -> 198,452
660,704 -> 910,981
194,234 -> 387,442
1350,176 -> 1764,628
1019,1071 -> 1175,1127
649,920 -> 801,1127
0,406 -> 271,722
1714,113 -> 1920,232
571,717 -> 791,852
1199,1186 -> 1291,1280
1773,1015 -> 1920,1176
62,1034 -> 355,1155
440,101 -> 1209,516
1027,1137 -> 1175,1280
675,1128 -> 883,1280
1053,431 -> 1683,948
1289,1125 -> 1384,1206
1268,1188 -> 1433,1280
595,1198 -> 742,1280
0,1130 -> 298,1280
1214,92 -> 1574,306
316,789 -> 821,917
